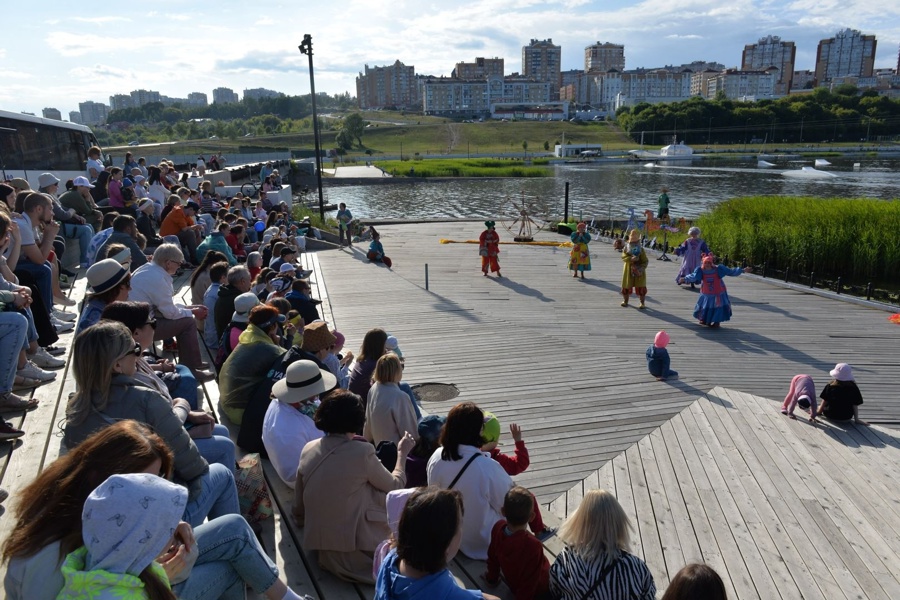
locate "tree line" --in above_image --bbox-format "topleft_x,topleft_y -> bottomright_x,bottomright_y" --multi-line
615,86 -> 900,146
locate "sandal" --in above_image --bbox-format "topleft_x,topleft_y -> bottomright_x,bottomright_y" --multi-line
12,375 -> 43,392
0,392 -> 39,413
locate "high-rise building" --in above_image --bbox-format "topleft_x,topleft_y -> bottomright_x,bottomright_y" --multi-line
131,89 -> 161,106
187,92 -> 208,107
452,57 -> 504,80
706,69 -> 777,100
356,61 -> 419,110
78,101 -> 109,126
815,29 -> 877,84
422,75 -> 550,116
42,107 -> 62,120
585,42 -> 625,73
69,111 -> 82,124
212,87 -> 239,104
243,88 -> 282,100
742,35 -> 796,94
109,94 -> 133,111
792,70 -> 816,90
522,39 -> 561,100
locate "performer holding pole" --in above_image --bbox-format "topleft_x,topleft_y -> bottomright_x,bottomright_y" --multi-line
479,221 -> 501,277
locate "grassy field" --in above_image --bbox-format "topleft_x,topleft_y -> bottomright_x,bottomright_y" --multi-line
370,158 -> 551,177
696,196 -> 900,287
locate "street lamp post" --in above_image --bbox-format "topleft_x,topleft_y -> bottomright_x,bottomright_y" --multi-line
707,117 -> 713,147
744,119 -> 751,152
799,116 -> 804,144
298,34 -> 325,221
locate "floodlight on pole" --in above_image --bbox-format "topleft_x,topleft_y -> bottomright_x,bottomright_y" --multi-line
299,34 -> 325,221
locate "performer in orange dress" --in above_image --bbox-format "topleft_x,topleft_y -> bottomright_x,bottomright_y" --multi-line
479,221 -> 501,277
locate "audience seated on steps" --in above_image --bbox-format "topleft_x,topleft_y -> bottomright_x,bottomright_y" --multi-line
37,173 -> 95,269
57,176 -> 103,233
95,214 -> 147,271
159,199 -> 203,266
196,222 -> 237,266
214,265 -> 252,339
128,243 -> 214,381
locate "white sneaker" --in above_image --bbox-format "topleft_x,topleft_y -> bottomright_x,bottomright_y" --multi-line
29,347 -> 66,369
18,360 -> 57,382
52,309 -> 77,322
51,317 -> 75,333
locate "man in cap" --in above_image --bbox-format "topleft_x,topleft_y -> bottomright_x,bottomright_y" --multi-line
160,200 -> 204,266
58,176 -> 103,232
38,173 -> 95,269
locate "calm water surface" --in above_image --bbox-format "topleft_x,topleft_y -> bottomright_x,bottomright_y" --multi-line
322,157 -> 899,222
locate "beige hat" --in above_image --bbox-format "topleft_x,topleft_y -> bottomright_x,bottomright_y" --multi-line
86,259 -> 129,295
272,360 -> 336,404
301,321 -> 336,353
8,178 -> 30,192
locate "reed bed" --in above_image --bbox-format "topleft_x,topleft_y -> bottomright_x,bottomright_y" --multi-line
372,158 -> 551,178
696,196 -> 900,285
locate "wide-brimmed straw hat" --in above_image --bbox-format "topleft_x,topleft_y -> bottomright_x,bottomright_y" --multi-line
86,259 -> 129,295
272,360 -> 336,404
301,321 -> 336,353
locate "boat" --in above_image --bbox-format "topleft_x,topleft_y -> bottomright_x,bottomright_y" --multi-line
758,160 -> 776,168
780,166 -> 838,179
629,132 -> 696,161
814,159 -> 832,167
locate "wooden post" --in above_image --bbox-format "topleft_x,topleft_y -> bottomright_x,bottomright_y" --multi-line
425,264 -> 429,291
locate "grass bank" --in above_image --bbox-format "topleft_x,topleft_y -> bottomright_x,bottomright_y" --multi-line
372,158 -> 551,177
696,196 -> 900,287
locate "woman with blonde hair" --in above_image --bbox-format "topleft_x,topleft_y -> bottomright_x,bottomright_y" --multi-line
364,353 -> 419,446
549,489 -> 656,600
64,321 -> 238,527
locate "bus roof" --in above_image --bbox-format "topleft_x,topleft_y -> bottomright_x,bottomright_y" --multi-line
0,108 -> 95,134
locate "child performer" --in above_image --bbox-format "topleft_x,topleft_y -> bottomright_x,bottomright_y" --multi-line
336,203 -> 353,247
484,486 -> 551,600
568,222 -> 591,279
646,330 -> 678,381
819,363 -> 867,425
621,229 -> 648,308
367,230 -> 392,268
678,254 -> 751,327
674,226 -> 710,288
479,221 -> 501,277
781,374 -> 818,422
481,413 -> 554,540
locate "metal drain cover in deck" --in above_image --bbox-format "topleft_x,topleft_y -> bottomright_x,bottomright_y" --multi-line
410,383 -> 459,403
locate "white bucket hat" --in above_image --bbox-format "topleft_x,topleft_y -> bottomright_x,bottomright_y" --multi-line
272,360 -> 336,404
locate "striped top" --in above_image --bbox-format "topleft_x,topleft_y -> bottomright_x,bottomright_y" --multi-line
549,547 -> 655,600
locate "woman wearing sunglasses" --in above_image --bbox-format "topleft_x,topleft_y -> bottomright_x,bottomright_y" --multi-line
63,320 -> 239,528
100,301 -> 234,471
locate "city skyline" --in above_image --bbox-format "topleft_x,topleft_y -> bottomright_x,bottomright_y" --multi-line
2,0 -> 899,117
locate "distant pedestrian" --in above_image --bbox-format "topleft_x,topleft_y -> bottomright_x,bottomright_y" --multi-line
568,222 -> 591,279
657,187 -> 670,221
479,221 -> 501,277
337,203 -> 353,247
367,230 -> 392,268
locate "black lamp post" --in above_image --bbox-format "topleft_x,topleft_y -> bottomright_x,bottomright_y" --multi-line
299,34 -> 325,221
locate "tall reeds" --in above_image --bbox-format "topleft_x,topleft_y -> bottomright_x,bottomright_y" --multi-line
696,197 -> 900,285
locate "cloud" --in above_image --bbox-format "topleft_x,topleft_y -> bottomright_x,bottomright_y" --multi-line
46,32 -> 164,57
69,64 -> 131,80
0,69 -> 32,79
665,34 -> 704,40
71,16 -> 131,24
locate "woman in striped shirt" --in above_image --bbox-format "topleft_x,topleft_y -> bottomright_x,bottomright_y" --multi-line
549,490 -> 656,600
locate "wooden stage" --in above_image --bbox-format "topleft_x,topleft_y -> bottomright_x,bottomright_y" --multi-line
2,221 -> 899,599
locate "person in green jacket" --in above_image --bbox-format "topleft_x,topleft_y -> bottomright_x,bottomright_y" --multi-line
57,472 -> 186,600
196,222 -> 237,266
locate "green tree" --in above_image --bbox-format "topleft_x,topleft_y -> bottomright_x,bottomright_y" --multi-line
342,113 -> 366,147
543,140 -> 550,151
335,128 -> 353,151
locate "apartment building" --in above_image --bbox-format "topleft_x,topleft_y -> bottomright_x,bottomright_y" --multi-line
78,101 -> 109,126
244,88 -> 282,101
706,69 -> 776,100
356,61 -> 419,110
109,94 -> 133,112
68,111 -> 82,124
212,87 -> 239,104
41,108 -> 62,120
522,39 -> 561,100
452,57 -> 504,80
815,29 -> 877,83
742,35 -> 796,94
131,89 -> 161,106
422,75 -> 550,116
598,69 -> 693,109
585,42 -> 625,73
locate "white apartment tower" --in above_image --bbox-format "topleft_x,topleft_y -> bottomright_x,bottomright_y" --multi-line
742,35 -> 796,94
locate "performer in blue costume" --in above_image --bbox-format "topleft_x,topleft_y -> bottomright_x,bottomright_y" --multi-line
678,254 -> 751,327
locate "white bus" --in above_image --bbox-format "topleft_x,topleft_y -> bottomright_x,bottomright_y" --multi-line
0,109 -> 102,189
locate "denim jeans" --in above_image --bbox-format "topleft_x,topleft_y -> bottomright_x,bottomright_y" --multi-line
170,364 -> 200,409
399,381 -> 422,419
193,424 -> 237,472
14,261 -> 53,315
62,222 -> 95,265
0,312 -> 28,393
172,513 -> 279,600
181,462 -> 240,527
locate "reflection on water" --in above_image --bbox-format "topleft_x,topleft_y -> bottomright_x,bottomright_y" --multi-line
322,158 -> 900,222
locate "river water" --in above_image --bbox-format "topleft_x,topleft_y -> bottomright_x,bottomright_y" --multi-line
321,157 -> 899,223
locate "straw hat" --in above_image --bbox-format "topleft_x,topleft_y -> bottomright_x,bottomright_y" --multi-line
301,321 -> 336,353
272,360 -> 336,404
86,259 -> 129,295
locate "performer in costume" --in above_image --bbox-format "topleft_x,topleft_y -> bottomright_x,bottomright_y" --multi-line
479,221 -> 501,277
367,229 -> 392,268
674,226 -> 710,288
568,222 -> 591,279
621,229 -> 648,308
657,187 -> 670,220
679,253 -> 751,327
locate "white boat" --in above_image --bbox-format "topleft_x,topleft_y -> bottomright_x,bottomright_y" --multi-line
814,159 -> 832,167
629,134 -> 696,161
758,160 -> 776,168
781,166 -> 838,179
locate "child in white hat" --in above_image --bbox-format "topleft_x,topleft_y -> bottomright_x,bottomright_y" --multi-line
819,363 -> 866,425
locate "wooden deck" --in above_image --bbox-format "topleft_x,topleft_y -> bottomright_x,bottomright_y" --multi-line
2,221 -> 899,599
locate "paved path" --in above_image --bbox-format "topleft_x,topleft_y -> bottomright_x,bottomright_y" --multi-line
324,165 -> 391,178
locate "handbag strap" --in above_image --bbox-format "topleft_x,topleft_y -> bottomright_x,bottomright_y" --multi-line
580,557 -> 621,600
448,452 -> 480,489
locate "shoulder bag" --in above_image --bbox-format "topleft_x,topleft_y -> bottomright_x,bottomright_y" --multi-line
447,452 -> 480,489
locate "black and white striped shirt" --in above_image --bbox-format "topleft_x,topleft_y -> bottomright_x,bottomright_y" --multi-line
549,547 -> 656,600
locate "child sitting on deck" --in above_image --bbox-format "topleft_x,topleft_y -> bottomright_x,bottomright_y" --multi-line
367,230 -> 392,268
781,374 -> 818,422
481,413 -> 554,540
483,486 -> 551,600
646,330 -> 678,381
819,363 -> 867,425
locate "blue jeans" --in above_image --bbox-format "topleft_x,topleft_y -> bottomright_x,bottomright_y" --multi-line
172,514 -> 280,600
170,364 -> 199,410
181,462 -> 240,527
15,261 -> 53,315
399,381 -> 422,419
0,312 -> 28,393
193,424 -> 237,472
62,222 -> 94,265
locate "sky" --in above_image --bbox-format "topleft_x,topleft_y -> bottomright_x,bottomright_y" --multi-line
2,0 -> 899,117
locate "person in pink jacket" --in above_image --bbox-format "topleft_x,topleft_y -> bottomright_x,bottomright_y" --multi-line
781,374 -> 818,422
